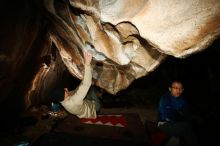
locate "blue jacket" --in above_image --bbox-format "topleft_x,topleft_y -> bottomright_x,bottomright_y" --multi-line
158,92 -> 188,122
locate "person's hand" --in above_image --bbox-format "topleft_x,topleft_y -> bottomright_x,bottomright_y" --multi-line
84,51 -> 92,65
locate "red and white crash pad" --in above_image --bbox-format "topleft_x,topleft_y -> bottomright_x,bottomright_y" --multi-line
80,114 -> 128,128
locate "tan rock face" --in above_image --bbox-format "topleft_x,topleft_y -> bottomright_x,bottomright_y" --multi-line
1,0 -> 220,107
42,0 -> 220,94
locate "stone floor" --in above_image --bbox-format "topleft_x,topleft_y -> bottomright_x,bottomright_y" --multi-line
2,92 -> 219,146
1,102 -> 158,146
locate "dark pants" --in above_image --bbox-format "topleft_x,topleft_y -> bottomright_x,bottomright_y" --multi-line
86,86 -> 101,112
158,121 -> 197,146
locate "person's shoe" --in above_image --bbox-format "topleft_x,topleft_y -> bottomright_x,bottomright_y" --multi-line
48,110 -> 68,119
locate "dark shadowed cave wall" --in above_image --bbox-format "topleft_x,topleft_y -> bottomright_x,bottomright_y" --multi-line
0,0 -> 50,132
109,37 -> 220,113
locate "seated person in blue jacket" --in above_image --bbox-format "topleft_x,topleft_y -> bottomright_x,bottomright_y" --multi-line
158,80 -> 197,146
50,51 -> 102,119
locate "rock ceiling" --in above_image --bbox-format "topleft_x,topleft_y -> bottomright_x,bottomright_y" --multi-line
0,0 -> 220,107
